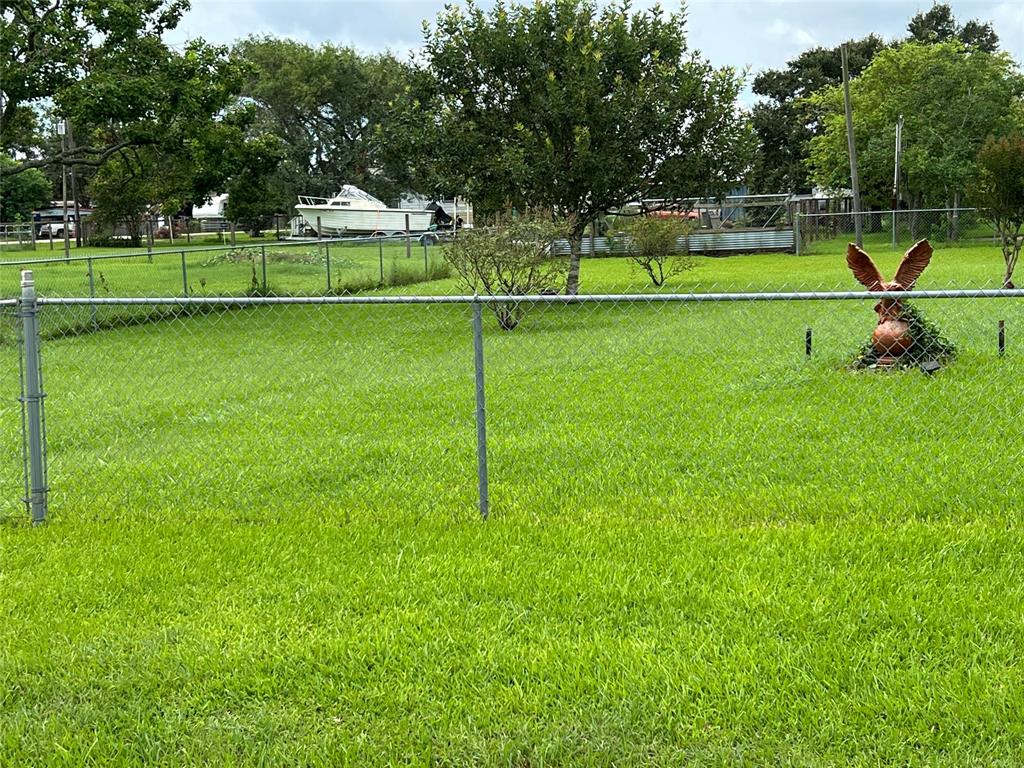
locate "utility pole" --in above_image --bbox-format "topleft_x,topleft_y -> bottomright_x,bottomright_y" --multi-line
891,115 -> 903,250
891,115 -> 903,211
57,119 -> 71,261
840,43 -> 863,248
68,123 -> 82,247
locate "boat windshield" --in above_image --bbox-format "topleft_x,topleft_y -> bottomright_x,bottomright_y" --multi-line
334,185 -> 386,208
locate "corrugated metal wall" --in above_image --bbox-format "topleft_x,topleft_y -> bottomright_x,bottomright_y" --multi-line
552,227 -> 795,256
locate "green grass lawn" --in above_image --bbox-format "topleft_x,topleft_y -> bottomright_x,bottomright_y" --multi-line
1,244 -> 1023,765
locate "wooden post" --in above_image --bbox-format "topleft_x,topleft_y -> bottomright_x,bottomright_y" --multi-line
841,43 -> 863,249
60,122 -> 70,261
68,123 -> 82,248
405,213 -> 412,259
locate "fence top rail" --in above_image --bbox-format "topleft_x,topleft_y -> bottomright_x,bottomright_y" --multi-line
0,298 -> 17,308
0,232 -> 430,268
797,207 -> 980,220
34,288 -> 1024,307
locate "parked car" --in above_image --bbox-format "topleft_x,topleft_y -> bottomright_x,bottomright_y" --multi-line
37,221 -> 76,238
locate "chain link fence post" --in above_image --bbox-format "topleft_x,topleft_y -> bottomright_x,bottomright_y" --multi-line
180,251 -> 188,296
325,240 -> 332,293
472,301 -> 489,520
87,257 -> 98,329
18,271 -> 47,524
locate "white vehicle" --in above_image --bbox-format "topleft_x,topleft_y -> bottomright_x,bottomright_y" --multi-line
37,221 -> 76,238
295,185 -> 434,237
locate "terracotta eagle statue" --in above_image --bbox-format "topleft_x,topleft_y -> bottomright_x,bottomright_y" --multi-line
846,239 -> 933,360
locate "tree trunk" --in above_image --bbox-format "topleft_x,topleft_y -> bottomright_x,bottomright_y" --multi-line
565,230 -> 584,295
951,191 -> 960,241
1004,237 -> 1020,289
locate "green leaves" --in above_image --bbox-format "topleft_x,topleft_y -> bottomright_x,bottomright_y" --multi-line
806,42 -> 1024,209
232,37 -> 412,209
970,133 -> 1024,285
385,0 -> 750,292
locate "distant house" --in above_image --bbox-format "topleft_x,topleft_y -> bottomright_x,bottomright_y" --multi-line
191,193 -> 229,232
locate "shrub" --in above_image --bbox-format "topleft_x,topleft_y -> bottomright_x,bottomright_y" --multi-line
443,216 -> 569,330
851,303 -> 957,369
609,215 -> 695,286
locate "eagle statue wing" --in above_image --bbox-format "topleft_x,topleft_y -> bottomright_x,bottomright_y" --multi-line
892,239 -> 933,290
846,243 -> 885,291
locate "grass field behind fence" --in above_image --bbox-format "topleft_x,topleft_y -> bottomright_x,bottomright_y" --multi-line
1,245 -> 1023,764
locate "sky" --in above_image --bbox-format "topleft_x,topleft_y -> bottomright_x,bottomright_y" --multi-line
165,0 -> 1024,104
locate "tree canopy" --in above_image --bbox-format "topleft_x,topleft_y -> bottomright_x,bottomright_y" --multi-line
750,36 -> 885,194
906,3 -> 999,52
749,2 -> 1002,195
232,38 -> 411,210
2,0 -> 287,235
806,42 -> 1024,209
386,0 -> 753,293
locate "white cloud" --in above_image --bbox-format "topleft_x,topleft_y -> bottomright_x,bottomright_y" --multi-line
990,2 -> 1024,67
765,19 -> 818,49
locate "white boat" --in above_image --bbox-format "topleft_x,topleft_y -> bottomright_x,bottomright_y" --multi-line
295,185 -> 434,236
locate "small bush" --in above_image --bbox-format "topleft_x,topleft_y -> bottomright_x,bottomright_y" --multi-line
608,215 -> 695,286
443,216 -> 569,329
332,258 -> 452,295
334,272 -> 381,295
851,303 -> 957,369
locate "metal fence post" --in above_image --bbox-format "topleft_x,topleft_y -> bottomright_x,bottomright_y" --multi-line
423,239 -> 429,280
19,271 -> 47,524
87,257 -> 98,329
472,302 -> 489,520
325,241 -> 332,292
794,213 -> 801,256
180,251 -> 188,296
379,236 -> 385,285
405,213 -> 412,259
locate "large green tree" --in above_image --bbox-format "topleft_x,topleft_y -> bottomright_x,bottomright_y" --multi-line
749,2 -> 1000,195
387,0 -> 752,294
2,0 -> 191,165
232,38 -> 411,211
806,42 -> 1023,211
0,156 -> 52,220
750,36 -> 886,195
907,2 -> 999,52
3,1 -> 283,234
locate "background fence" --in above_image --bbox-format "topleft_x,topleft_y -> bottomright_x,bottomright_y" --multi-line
796,208 -> 1000,255
4,280 -> 1023,525
0,234 -> 451,304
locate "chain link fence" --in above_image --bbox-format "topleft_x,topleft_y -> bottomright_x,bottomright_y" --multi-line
0,235 -> 451,321
796,208 -> 1000,256
5,278 -> 1024,525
